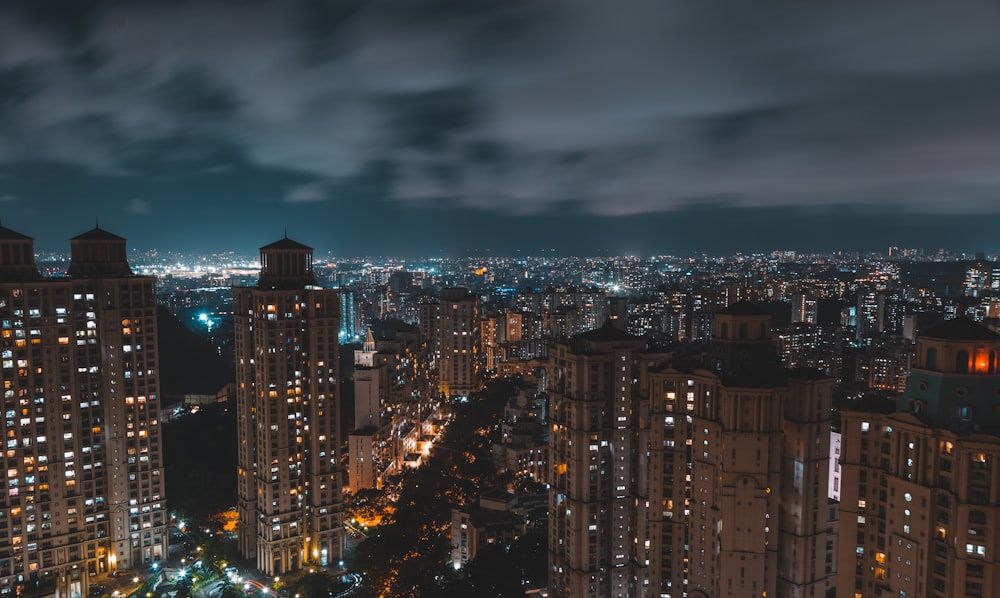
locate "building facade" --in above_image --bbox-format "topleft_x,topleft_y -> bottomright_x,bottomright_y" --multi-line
0,225 -> 167,598
837,317 -> 1000,598
437,288 -> 481,399
549,303 -> 835,598
235,237 -> 343,575
548,321 -> 649,598
646,302 -> 834,598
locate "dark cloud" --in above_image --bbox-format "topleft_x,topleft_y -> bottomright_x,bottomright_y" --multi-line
4,0 -> 103,44
152,68 -> 242,122
0,65 -> 40,119
381,86 -> 482,150
1,0 -> 999,253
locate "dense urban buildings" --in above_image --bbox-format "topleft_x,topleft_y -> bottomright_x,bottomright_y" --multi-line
0,224 -> 167,598
234,237 -> 344,575
838,318 -> 1000,598
11,231 -> 1000,597
348,323 -> 439,493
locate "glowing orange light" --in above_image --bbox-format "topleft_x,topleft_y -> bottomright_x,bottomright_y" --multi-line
974,349 -> 990,373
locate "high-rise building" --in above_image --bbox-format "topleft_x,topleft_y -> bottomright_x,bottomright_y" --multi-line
235,237 -> 343,575
548,320 -> 648,598
838,317 -> 1000,598
792,293 -> 819,325
647,302 -> 834,598
480,312 -> 501,373
549,302 -> 835,598
856,290 -> 885,345
0,224 -> 167,598
437,288 -> 481,399
338,290 -> 357,343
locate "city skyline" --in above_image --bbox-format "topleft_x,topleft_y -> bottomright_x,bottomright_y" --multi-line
3,214 -> 999,596
2,1 -> 1000,256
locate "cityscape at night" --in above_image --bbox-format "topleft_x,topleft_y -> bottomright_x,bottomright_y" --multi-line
3,2 -> 1000,598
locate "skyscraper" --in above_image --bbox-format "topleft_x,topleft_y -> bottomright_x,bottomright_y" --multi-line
856,290 -> 885,345
549,302 -> 835,598
548,320 -> 648,597
235,237 -> 343,575
792,293 -> 819,326
435,288 -> 481,399
838,317 -> 1000,598
647,302 -> 834,598
0,224 -> 167,598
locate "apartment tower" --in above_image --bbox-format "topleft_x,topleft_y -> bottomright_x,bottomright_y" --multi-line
550,302 -> 834,597
436,288 -> 481,399
837,317 -> 1000,598
235,236 -> 343,575
548,320 -> 648,598
647,302 -> 833,598
0,224 -> 167,598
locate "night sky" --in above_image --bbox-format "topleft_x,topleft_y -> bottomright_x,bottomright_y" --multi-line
1,1 -> 999,256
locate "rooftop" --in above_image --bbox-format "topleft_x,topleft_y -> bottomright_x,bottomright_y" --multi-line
261,236 -> 312,251
571,319 -> 639,343
0,222 -> 31,240
71,226 -> 126,242
717,300 -> 769,316
920,317 -> 1000,341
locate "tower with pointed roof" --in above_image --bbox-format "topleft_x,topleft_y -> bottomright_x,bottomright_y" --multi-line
347,326 -> 389,493
0,223 -> 167,597
354,327 -> 376,368
0,221 -> 41,282
67,225 -> 133,278
234,235 -> 343,575
838,317 -> 1000,598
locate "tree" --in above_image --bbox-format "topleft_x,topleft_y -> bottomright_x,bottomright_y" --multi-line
466,544 -> 525,597
288,572 -> 347,597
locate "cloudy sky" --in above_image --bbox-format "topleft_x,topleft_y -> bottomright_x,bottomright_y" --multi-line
1,0 -> 999,256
